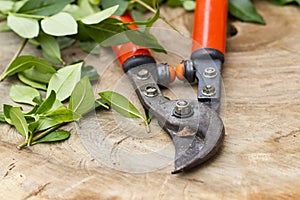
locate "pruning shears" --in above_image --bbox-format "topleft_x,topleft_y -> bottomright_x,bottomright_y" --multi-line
112,0 -> 227,174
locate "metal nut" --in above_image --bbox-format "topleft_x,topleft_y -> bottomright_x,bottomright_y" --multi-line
174,100 -> 192,116
137,69 -> 150,80
203,67 -> 217,78
201,85 -> 216,97
144,86 -> 158,97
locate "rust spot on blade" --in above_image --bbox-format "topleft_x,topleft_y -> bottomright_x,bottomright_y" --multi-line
176,126 -> 196,137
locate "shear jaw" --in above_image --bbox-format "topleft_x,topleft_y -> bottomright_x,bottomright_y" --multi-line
126,64 -> 225,174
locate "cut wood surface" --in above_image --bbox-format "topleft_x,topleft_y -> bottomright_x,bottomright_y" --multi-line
0,1 -> 299,199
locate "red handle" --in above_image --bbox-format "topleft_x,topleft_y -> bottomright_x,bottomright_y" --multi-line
112,13 -> 153,67
192,0 -> 228,54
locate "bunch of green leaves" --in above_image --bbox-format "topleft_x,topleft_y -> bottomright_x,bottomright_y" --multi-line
165,0 -> 300,25
0,61 -> 97,148
0,0 -> 165,65
0,54 -> 150,148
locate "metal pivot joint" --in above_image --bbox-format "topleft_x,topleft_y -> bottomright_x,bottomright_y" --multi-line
173,100 -> 193,118
126,64 -> 225,174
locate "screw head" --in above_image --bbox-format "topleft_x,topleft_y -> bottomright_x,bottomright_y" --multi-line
201,85 -> 216,97
144,86 -> 158,97
174,100 -> 192,116
203,67 -> 217,78
137,69 -> 150,80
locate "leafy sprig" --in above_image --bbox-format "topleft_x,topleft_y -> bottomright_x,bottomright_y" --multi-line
0,0 -> 165,66
0,56 -> 148,149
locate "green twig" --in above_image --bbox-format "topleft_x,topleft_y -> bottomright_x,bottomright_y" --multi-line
0,38 -> 28,81
8,12 -> 46,19
17,124 -> 63,149
11,38 -> 28,64
133,0 -> 184,36
95,100 -> 110,109
27,132 -> 33,147
143,118 -> 151,133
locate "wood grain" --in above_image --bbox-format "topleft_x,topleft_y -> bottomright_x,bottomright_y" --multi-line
0,1 -> 299,199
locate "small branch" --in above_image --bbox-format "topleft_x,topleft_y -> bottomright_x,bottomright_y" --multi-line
1,38 -> 28,81
133,0 -> 184,36
8,12 -> 46,19
17,124 -> 63,149
10,38 -> 28,64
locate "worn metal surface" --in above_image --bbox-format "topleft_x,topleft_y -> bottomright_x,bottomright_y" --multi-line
126,64 -> 224,173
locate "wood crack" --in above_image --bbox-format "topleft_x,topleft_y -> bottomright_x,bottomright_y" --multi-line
22,182 -> 50,200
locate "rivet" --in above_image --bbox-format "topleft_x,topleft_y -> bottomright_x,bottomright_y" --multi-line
174,100 -> 192,116
144,86 -> 158,97
203,67 -> 217,78
137,69 -> 150,80
201,85 -> 216,97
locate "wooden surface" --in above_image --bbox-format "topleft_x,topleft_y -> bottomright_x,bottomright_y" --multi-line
1,1 -> 300,199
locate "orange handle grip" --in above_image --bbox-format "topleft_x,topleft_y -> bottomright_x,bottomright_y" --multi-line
112,13 -> 153,67
192,0 -> 228,54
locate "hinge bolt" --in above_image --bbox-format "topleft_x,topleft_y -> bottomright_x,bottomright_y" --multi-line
174,100 -> 192,116
144,86 -> 158,97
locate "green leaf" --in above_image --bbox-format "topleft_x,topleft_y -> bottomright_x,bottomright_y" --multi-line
36,90 -> 56,114
41,12 -> 78,36
9,85 -> 40,106
31,130 -> 70,145
17,73 -> 47,90
101,0 -> 129,16
47,62 -> 83,101
32,96 -> 43,105
20,64 -> 56,84
62,4 -> 83,19
0,1 -> 14,12
84,18 -> 126,44
9,107 -> 28,138
81,5 -> 119,25
57,37 -> 76,49
166,0 -> 182,7
28,38 -> 40,47
0,55 -> 55,82
99,91 -> 144,119
45,107 -> 81,122
79,0 -> 100,15
37,32 -> 63,64
7,14 -> 39,38
50,99 -> 65,112
17,0 -> 74,16
269,0 -> 300,5
0,111 -> 6,123
69,76 -> 95,115
89,0 -> 100,5
35,117 -> 61,131
0,14 -> 6,22
130,10 -> 146,30
0,24 -> 10,32
79,41 -> 100,54
28,119 -> 39,133
183,0 -> 196,11
125,30 -> 166,53
229,0 -> 266,25
3,104 -> 13,124
63,0 -> 99,20
146,110 -> 153,124
81,65 -> 100,82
